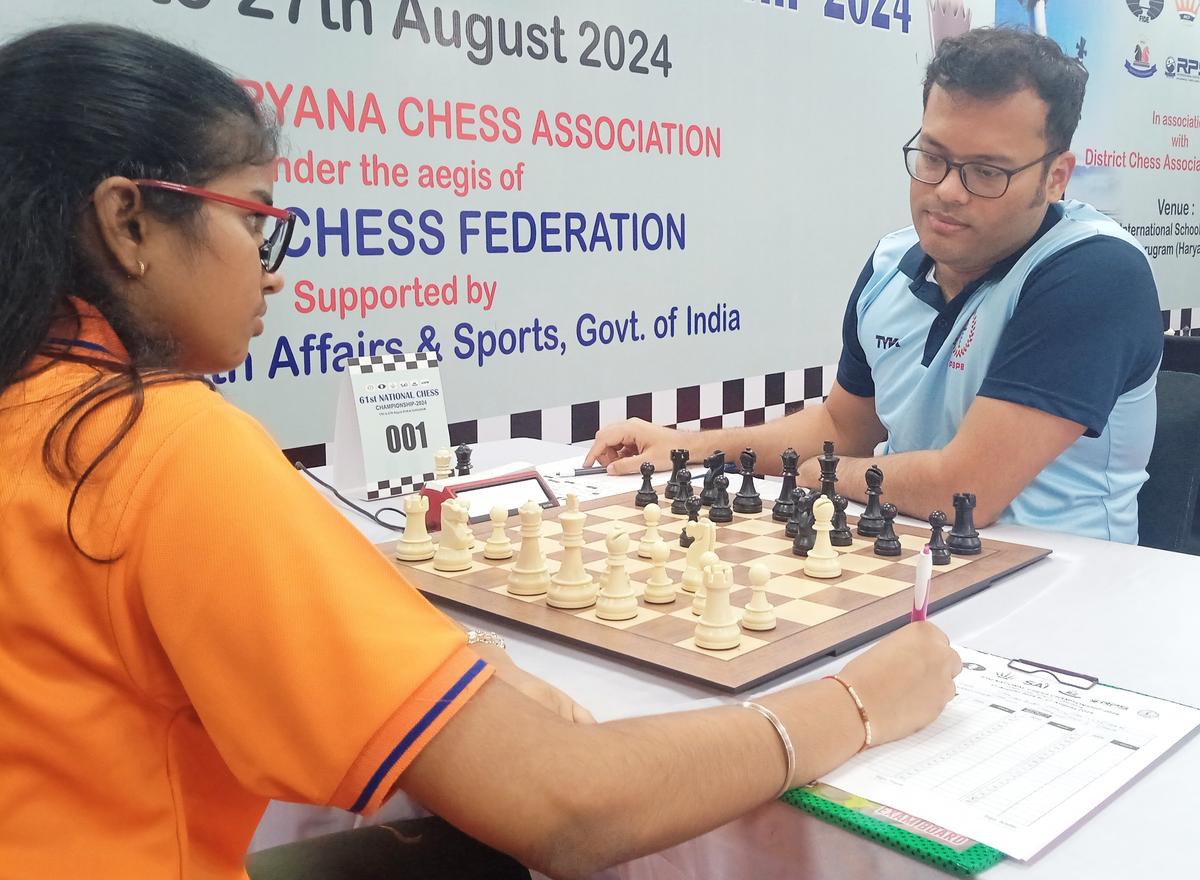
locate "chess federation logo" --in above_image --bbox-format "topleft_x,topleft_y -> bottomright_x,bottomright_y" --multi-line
1126,40 -> 1158,78
1126,0 -> 1165,22
948,313 -> 978,373
1166,55 -> 1200,80
1176,0 -> 1199,22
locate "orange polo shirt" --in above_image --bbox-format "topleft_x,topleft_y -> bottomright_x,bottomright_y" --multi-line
0,307 -> 490,879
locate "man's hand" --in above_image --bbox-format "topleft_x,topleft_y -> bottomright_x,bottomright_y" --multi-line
583,418 -> 683,475
471,642 -> 596,723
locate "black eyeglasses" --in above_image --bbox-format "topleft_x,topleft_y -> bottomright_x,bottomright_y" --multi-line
133,179 -> 296,273
902,130 -> 1065,199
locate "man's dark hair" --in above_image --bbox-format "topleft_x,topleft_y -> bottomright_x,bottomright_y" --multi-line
923,27 -> 1088,152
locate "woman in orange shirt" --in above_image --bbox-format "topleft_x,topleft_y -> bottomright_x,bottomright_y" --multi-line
0,23 -> 959,880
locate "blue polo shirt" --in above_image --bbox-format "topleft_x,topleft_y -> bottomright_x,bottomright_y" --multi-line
836,200 -> 1162,543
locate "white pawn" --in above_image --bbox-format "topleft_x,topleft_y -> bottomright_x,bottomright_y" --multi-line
596,527 -> 638,620
692,549 -> 718,617
395,494 -> 435,561
434,447 -> 454,480
483,505 -> 513,560
507,501 -> 550,596
642,540 -> 676,604
741,563 -> 778,632
548,494 -> 597,609
432,499 -> 473,572
695,561 -> 741,650
638,503 -> 663,559
804,496 -> 842,578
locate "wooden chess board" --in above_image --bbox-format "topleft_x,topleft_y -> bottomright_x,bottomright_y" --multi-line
384,489 -> 1050,692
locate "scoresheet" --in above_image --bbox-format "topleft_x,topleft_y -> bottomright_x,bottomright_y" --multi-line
821,646 -> 1200,860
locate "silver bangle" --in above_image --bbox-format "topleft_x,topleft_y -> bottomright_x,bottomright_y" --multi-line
742,700 -> 796,799
465,629 -> 506,650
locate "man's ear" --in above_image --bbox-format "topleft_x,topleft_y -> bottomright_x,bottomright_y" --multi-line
1046,151 -> 1076,202
90,177 -> 148,279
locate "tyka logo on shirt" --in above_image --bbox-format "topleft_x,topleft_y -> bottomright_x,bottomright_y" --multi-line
875,335 -> 901,350
948,313 -> 978,373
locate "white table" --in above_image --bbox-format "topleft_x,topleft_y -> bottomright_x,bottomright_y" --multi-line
257,439 -> 1200,877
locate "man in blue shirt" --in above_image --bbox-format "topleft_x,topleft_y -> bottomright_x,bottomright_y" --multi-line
586,28 -> 1162,543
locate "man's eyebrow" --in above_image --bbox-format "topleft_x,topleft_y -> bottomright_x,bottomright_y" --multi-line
251,189 -> 274,206
918,133 -> 1014,164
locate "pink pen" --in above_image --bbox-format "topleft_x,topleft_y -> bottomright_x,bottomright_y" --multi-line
911,545 -> 933,622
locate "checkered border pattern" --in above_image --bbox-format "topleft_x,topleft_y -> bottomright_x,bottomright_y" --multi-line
447,365 -> 836,447
1163,307 -> 1197,336
347,351 -> 437,374
366,472 -> 435,500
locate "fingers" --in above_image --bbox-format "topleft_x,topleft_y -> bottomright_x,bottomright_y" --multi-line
582,420 -> 640,467
572,702 -> 597,724
606,455 -> 649,476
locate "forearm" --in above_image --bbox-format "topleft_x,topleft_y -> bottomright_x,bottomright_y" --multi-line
403,676 -> 862,879
685,406 -> 842,477
822,449 -> 994,524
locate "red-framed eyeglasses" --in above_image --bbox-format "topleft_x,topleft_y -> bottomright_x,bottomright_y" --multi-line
132,179 -> 296,273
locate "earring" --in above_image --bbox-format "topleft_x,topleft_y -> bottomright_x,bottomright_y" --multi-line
128,260 -> 146,280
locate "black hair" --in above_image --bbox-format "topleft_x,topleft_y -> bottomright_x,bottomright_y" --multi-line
923,27 -> 1088,152
0,23 -> 278,559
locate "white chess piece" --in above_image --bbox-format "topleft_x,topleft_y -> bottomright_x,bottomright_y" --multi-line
434,447 -> 454,480
641,540 -> 676,604
692,548 -> 717,617
681,518 -> 715,595
483,505 -> 513,560
804,496 -> 842,578
638,503 -> 663,559
695,560 -> 741,650
595,527 -> 638,620
548,494 -> 598,609
507,501 -> 550,596
395,494 -> 435,561
432,499 -> 473,572
741,563 -> 777,632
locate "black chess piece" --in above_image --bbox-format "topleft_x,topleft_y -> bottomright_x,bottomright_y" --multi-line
685,494 -> 702,523
873,503 -> 902,556
710,473 -> 733,523
928,510 -> 951,565
670,469 -> 693,515
791,490 -> 817,557
665,448 -> 689,500
773,448 -> 799,522
947,492 -> 982,555
785,486 -> 805,538
635,461 -> 658,508
818,440 -> 839,500
699,450 -> 724,507
856,465 -> 886,537
454,443 -> 473,477
830,494 -> 853,547
733,448 -> 763,514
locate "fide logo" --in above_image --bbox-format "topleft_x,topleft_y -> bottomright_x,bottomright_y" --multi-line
1126,40 -> 1158,78
1177,0 -> 1199,23
1127,0 -> 1165,22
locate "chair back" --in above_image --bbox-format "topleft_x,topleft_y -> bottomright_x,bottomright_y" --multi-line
1162,334 -> 1200,376
1139,370 -> 1200,552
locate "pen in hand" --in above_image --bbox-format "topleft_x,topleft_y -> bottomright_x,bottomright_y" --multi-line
911,545 -> 933,622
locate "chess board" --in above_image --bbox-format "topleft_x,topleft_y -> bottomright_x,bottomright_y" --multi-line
384,489 -> 1050,692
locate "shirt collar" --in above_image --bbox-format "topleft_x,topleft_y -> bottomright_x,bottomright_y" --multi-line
44,298 -> 131,364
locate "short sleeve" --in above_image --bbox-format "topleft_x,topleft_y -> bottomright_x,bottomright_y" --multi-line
835,252 -> 879,398
977,236 -> 1162,437
123,400 -> 491,815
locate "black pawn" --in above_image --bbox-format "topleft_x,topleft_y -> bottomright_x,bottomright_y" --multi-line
773,448 -> 800,522
710,474 -> 733,523
818,440 -> 839,500
665,448 -> 689,500
733,448 -> 762,514
635,461 -> 658,508
928,510 -> 951,565
699,450 -> 724,507
873,503 -> 902,557
454,443 -> 473,477
791,490 -> 817,557
948,492 -> 982,555
686,495 -> 702,523
856,465 -> 886,537
785,486 -> 806,538
671,469 -> 693,515
830,494 -> 853,547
